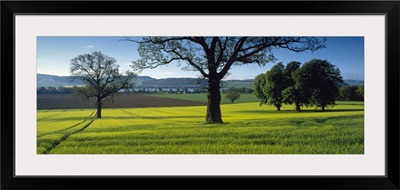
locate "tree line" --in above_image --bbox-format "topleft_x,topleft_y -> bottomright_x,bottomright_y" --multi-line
254,59 -> 349,112
338,85 -> 364,101
37,86 -> 76,94
222,86 -> 254,94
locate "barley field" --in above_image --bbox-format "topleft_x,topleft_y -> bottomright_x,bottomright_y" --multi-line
37,101 -> 364,154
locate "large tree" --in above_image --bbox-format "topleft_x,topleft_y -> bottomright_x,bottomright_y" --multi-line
263,62 -> 286,111
70,51 -> 136,118
296,59 -> 343,111
128,37 -> 325,123
254,61 -> 302,111
282,61 -> 303,112
253,73 -> 268,106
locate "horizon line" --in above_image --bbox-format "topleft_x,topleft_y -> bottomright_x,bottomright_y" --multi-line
37,73 -> 364,81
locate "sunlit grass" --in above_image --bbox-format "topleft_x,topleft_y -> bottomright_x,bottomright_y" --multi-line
38,102 -> 364,154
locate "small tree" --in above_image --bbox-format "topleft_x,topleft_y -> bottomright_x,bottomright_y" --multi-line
70,51 -> 136,118
225,92 -> 240,103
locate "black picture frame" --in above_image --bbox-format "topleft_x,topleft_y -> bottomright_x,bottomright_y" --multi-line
1,1 -> 399,189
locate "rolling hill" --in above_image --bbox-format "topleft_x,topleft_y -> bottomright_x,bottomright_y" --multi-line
37,74 -> 363,89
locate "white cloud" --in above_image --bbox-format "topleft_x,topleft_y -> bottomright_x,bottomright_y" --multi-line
81,45 -> 95,48
37,59 -> 65,64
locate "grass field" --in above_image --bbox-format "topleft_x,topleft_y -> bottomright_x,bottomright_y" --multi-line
37,101 -> 364,154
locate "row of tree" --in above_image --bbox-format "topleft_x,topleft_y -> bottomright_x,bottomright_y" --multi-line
222,87 -> 254,94
254,59 -> 344,112
338,85 -> 364,101
37,86 -> 76,94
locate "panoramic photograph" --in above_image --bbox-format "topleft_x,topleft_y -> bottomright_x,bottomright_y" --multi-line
36,36 -> 364,154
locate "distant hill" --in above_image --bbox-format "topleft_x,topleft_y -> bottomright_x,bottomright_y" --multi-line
343,79 -> 364,86
37,74 -> 363,89
37,74 -> 84,87
37,74 -> 209,88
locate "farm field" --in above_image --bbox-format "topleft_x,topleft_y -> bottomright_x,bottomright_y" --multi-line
37,93 -> 206,109
149,93 -> 259,104
37,93 -> 258,109
37,101 -> 364,154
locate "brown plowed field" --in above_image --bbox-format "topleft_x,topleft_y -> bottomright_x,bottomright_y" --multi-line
37,93 -> 206,110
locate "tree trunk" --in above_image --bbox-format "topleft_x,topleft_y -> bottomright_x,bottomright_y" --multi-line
96,98 -> 102,118
321,106 -> 325,111
206,79 -> 223,123
295,102 -> 301,112
276,106 -> 281,111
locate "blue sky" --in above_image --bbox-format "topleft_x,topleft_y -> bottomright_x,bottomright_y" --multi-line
37,36 -> 364,80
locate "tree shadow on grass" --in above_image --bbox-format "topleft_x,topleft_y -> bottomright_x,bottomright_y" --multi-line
238,108 -> 364,114
39,116 -> 95,122
297,109 -> 364,112
99,115 -> 204,120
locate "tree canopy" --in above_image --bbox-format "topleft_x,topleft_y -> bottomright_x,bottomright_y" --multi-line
127,37 -> 326,123
282,61 -> 303,112
225,91 -> 241,103
262,62 -> 286,111
296,59 -> 343,111
254,59 -> 343,112
70,51 -> 136,118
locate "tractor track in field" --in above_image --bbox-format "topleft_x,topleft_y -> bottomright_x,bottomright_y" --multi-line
41,119 -> 95,154
120,110 -> 141,117
38,111 -> 95,138
37,120 -> 86,138
41,112 -> 96,154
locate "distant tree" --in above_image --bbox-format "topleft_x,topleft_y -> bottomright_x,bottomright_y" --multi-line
70,51 -> 136,118
246,88 -> 254,93
296,59 -> 343,111
339,86 -> 360,101
225,92 -> 241,103
47,86 -> 58,94
57,86 -> 65,94
127,36 -> 325,123
356,85 -> 364,100
37,86 -> 48,94
158,87 -> 163,93
38,86 -> 77,94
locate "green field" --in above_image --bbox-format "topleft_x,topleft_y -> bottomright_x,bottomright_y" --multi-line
150,93 -> 259,104
37,101 -> 364,154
